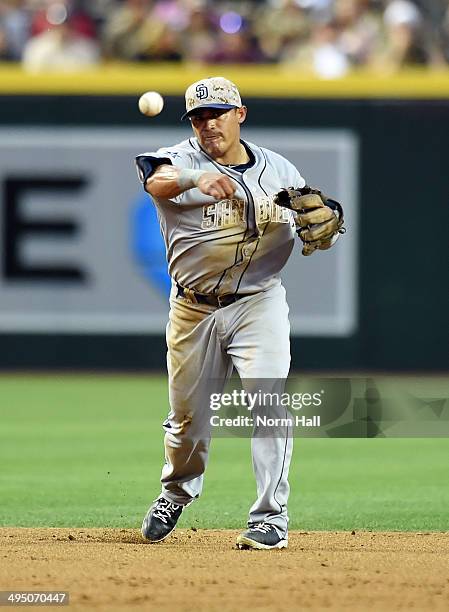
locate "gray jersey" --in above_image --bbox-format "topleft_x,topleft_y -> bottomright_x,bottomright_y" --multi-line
136,137 -> 306,296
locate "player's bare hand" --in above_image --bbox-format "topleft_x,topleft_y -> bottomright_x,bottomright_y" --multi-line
197,173 -> 236,200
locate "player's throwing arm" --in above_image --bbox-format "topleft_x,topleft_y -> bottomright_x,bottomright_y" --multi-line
139,163 -> 237,201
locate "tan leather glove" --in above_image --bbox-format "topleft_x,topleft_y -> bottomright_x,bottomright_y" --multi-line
274,186 -> 346,256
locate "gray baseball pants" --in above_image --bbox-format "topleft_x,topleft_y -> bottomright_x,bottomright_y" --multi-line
159,281 -> 293,537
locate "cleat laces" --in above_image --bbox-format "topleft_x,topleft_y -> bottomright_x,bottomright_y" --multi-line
251,522 -> 274,534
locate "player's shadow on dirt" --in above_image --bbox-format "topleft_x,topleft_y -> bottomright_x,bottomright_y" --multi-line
53,529 -> 146,545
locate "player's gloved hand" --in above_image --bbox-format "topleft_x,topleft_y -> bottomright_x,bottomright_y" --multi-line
197,172 -> 237,200
274,186 -> 346,256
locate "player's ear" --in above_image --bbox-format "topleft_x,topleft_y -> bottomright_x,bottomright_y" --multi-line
236,106 -> 247,124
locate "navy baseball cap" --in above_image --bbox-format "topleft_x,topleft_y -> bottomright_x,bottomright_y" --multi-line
181,76 -> 242,121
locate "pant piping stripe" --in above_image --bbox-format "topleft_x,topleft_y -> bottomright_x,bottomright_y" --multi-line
272,405 -> 289,515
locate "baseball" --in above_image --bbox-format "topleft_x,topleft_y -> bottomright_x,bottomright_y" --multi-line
138,91 -> 164,117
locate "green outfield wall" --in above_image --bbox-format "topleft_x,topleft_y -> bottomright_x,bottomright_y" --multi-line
0,67 -> 447,371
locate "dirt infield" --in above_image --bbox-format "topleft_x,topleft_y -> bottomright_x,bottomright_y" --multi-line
1,529 -> 448,611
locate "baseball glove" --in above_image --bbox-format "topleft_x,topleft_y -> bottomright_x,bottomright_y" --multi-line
274,186 -> 346,256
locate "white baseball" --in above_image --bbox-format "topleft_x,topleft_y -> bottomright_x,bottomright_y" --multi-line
138,91 -> 164,117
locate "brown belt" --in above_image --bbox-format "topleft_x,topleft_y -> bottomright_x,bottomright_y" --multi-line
176,283 -> 249,308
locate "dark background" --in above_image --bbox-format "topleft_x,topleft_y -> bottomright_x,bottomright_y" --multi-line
0,95 -> 447,371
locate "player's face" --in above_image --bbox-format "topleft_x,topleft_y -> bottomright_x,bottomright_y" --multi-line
189,107 -> 247,161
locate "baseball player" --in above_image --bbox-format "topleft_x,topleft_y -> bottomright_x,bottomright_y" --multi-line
135,76 -> 345,550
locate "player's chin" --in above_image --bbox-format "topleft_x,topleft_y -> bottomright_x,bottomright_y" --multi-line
201,138 -> 223,157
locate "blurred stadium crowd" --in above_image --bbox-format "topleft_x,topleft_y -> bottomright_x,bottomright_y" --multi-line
1,0 -> 449,75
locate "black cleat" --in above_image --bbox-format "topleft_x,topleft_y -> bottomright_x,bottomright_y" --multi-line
141,497 -> 183,543
236,522 -> 288,550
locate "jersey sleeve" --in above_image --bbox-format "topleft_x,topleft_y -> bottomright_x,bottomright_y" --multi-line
135,143 -> 195,185
282,158 -> 306,190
